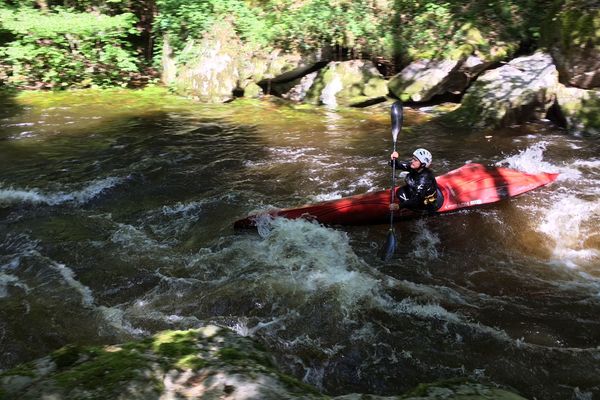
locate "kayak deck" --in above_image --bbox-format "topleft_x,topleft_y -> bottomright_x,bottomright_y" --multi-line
233,163 -> 558,229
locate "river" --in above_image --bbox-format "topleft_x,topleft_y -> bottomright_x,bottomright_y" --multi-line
1,88 -> 599,399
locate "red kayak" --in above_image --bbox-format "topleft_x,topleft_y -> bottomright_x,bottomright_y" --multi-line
233,163 -> 558,229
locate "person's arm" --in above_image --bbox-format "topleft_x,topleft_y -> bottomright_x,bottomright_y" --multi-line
392,159 -> 411,171
389,152 -> 410,171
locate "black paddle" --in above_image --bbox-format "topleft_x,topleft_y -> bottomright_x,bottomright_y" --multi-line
381,101 -> 403,261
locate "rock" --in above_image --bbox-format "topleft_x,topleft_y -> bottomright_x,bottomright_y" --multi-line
445,52 -> 559,129
445,56 -> 497,95
281,71 -> 319,102
243,82 -> 263,98
241,49 -> 314,94
304,60 -> 388,108
388,59 -> 462,102
173,23 -> 244,103
555,84 -> 600,136
0,326 -> 317,400
399,381 -> 528,399
0,326 -> 529,400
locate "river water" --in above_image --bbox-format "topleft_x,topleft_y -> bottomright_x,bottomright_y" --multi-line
1,89 -> 599,399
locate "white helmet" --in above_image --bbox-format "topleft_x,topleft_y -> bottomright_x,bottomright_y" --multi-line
413,148 -> 432,167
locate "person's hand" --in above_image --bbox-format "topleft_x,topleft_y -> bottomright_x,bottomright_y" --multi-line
389,203 -> 399,211
390,151 -> 399,160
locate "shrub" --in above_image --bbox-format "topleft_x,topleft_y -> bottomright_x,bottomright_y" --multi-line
0,7 -> 140,88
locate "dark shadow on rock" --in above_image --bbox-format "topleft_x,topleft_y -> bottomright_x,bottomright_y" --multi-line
258,61 -> 329,96
545,101 -> 568,129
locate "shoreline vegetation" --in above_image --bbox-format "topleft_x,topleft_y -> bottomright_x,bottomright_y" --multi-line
0,0 -> 598,134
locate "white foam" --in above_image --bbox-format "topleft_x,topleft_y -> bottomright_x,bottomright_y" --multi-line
311,192 -> 343,202
0,273 -> 29,297
537,196 -> 600,268
111,223 -> 169,250
97,306 -> 147,336
496,142 -> 585,183
207,217 -> 380,314
52,263 -> 95,307
161,201 -> 203,216
408,220 -> 441,260
496,142 -> 558,174
230,317 -> 283,337
0,176 -> 122,207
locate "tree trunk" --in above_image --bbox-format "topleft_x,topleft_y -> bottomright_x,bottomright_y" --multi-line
132,0 -> 157,62
36,0 -> 49,12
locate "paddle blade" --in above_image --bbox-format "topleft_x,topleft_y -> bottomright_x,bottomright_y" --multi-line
380,228 -> 398,261
390,101 -> 403,142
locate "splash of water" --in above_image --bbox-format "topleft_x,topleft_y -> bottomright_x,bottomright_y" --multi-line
496,142 -> 557,173
0,176 -> 123,207
538,196 -> 600,269
408,220 -> 441,260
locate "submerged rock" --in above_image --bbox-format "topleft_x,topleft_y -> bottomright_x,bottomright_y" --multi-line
0,326 -> 528,400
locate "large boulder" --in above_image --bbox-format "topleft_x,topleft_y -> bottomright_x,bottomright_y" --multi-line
0,326 -> 316,400
388,57 -> 496,102
555,84 -> 600,136
172,23 -> 245,102
445,52 -> 559,129
388,59 -> 462,102
445,56 -> 498,95
170,23 -> 310,102
541,2 -> 600,89
0,326 -> 528,400
304,60 -> 388,107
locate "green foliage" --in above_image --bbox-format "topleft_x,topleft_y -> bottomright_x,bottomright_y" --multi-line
395,0 -> 549,61
154,0 -> 269,55
264,0 -> 391,56
0,0 -> 564,89
0,7 -> 140,88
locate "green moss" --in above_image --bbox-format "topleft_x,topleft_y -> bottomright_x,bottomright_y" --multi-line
176,355 -> 208,370
218,347 -> 245,362
0,362 -> 37,378
122,337 -> 153,353
52,347 -> 150,392
152,330 -> 200,359
51,345 -> 89,369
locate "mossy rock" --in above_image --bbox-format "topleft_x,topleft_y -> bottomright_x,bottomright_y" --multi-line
401,379 -> 527,399
540,1 -> 600,88
556,85 -> 600,135
305,60 -> 388,107
0,326 -> 529,400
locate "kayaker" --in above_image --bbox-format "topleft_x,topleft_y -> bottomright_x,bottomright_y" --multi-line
389,148 -> 443,212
